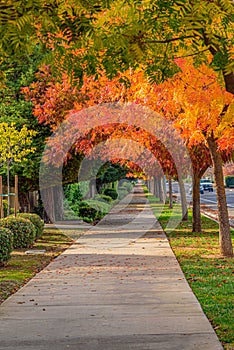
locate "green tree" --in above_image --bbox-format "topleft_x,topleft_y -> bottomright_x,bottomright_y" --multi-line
0,123 -> 36,215
0,53 -> 52,210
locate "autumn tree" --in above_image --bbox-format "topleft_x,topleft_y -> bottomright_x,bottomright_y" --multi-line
155,59 -> 234,257
1,1 -> 233,94
24,65 -> 191,224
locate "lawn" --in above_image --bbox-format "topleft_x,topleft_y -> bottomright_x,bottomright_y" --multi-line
145,190 -> 234,350
0,228 -> 75,304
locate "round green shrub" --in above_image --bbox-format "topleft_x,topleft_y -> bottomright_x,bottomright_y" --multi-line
78,201 -> 99,221
17,213 -> 44,238
103,188 -> 118,200
78,200 -> 110,222
85,200 -> 110,214
94,194 -> 113,203
0,217 -> 36,249
118,189 -> 129,200
0,228 -> 13,266
121,181 -> 133,192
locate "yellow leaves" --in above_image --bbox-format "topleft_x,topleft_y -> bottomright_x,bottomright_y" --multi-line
0,122 -> 37,163
165,60 -> 234,147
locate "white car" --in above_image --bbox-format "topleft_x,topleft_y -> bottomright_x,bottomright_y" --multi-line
200,179 -> 214,192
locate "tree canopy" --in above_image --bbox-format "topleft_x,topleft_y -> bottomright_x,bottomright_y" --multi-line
0,0 -> 233,93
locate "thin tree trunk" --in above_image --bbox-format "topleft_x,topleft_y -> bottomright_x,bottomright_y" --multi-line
193,172 -> 202,232
19,192 -> 30,213
162,176 -> 166,203
149,177 -> 154,194
168,176 -> 173,209
154,176 -> 159,198
158,177 -> 163,203
7,159 -> 10,216
178,172 -> 188,221
207,135 -> 233,257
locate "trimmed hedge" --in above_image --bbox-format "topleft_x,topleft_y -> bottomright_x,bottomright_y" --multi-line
0,217 -> 36,249
17,213 -> 44,238
103,188 -> 118,200
0,228 -> 13,266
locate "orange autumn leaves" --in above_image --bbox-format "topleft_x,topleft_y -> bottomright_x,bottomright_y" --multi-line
23,59 -> 234,157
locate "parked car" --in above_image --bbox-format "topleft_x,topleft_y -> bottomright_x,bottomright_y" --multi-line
189,185 -> 204,195
200,179 -> 214,192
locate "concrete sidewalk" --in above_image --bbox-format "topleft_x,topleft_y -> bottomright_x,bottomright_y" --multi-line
0,186 -> 223,349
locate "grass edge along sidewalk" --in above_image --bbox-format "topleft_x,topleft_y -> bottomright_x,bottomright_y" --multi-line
0,228 -> 75,305
145,189 -> 234,350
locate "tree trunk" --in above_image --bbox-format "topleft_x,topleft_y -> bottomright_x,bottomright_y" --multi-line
154,176 -> 159,198
158,177 -> 163,203
53,185 -> 64,221
162,176 -> 167,202
168,176 -> 173,209
178,172 -> 188,221
41,187 -> 55,223
193,172 -> 202,232
147,179 -> 150,191
28,192 -> 36,212
223,71 -> 234,95
19,192 -> 30,213
7,159 -> 10,216
149,177 -> 154,194
207,135 -> 233,257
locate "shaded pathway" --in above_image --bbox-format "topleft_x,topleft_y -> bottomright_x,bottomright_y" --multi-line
0,185 -> 223,349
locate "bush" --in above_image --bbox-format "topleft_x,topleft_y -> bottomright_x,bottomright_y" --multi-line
94,194 -> 113,203
0,217 -> 36,249
78,200 -> 110,222
118,186 -> 128,191
103,188 -> 118,200
64,183 -> 83,205
78,201 -> 99,222
82,216 -> 93,223
17,213 -> 44,238
2,200 -> 8,217
120,181 -> 133,193
225,176 -> 234,188
0,228 -> 13,266
85,200 -> 110,214
118,189 -> 129,200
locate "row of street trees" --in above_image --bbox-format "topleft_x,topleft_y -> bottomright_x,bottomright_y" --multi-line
0,0 -> 233,256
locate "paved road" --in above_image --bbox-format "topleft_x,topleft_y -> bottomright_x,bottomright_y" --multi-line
171,182 -> 234,219
0,186 -> 223,350
200,188 -> 234,215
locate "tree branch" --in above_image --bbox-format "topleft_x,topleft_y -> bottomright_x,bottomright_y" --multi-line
174,48 -> 210,59
142,35 -> 195,44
